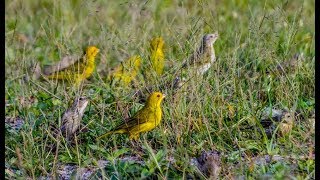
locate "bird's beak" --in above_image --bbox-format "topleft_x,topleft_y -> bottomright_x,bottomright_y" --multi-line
162,94 -> 166,98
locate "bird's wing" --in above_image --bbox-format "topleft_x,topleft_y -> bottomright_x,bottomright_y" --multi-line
114,109 -> 150,130
115,116 -> 148,130
60,111 -> 74,129
43,55 -> 83,75
182,48 -> 202,68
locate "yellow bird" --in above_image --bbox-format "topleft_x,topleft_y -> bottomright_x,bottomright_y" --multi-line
150,37 -> 165,75
109,55 -> 142,86
97,92 -> 165,140
44,46 -> 100,85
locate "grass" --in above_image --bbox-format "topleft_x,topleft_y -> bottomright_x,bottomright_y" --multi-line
5,0 -> 315,179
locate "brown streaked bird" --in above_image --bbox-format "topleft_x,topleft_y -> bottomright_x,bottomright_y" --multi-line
266,53 -> 303,76
191,151 -> 222,179
258,109 -> 295,137
174,33 -> 219,89
60,97 -> 89,138
278,111 -> 294,136
181,32 -> 219,75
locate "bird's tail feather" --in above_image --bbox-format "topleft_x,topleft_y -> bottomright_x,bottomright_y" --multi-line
96,129 -> 125,140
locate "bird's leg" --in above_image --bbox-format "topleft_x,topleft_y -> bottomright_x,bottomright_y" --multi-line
129,134 -> 144,153
129,140 -> 138,154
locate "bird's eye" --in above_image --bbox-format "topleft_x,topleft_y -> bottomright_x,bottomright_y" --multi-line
157,94 -> 160,98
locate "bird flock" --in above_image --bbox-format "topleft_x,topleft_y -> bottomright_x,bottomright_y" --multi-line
33,33 -> 219,141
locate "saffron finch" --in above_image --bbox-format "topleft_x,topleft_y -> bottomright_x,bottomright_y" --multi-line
44,46 -> 100,85
60,97 -> 89,138
150,37 -> 165,75
97,92 -> 165,140
109,55 -> 142,86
